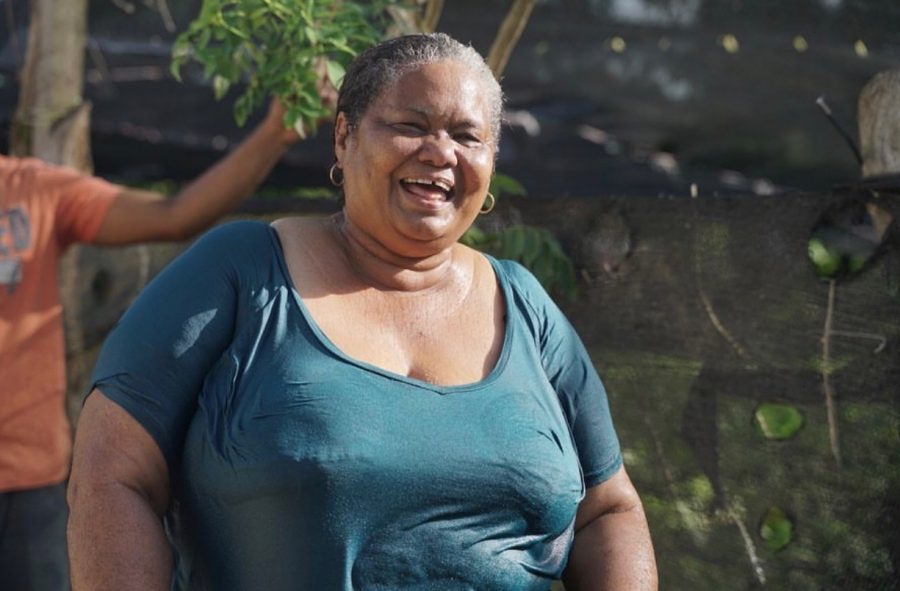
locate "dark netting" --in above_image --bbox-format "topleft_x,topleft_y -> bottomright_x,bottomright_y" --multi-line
531,184 -> 900,590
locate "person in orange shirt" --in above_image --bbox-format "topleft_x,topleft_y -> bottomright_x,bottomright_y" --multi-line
0,99 -> 315,589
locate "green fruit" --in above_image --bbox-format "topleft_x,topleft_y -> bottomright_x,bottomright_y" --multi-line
847,254 -> 868,273
755,402 -> 804,440
760,506 -> 793,552
808,238 -> 841,278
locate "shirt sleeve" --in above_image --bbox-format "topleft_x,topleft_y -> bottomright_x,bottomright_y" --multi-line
502,260 -> 623,488
88,221 -> 264,476
43,162 -> 122,248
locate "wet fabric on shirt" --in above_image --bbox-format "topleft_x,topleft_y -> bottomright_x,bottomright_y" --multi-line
91,221 -> 623,591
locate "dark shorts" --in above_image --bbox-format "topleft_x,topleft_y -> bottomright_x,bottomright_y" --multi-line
0,483 -> 70,591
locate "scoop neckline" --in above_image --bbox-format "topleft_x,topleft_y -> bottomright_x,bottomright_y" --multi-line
266,224 -> 514,395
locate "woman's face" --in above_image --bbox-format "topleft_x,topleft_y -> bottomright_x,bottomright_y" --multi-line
334,59 -> 496,256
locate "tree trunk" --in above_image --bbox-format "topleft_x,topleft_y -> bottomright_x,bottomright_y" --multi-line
11,0 -> 91,170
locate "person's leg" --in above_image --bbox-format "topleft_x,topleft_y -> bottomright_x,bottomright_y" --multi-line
0,483 -> 70,591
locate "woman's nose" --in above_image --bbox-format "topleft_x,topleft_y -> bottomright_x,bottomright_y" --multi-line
419,133 -> 458,167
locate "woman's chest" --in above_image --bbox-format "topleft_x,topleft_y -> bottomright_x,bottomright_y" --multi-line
303,283 -> 505,386
182,329 -> 583,534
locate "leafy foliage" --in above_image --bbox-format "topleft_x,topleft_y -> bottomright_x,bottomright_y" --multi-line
465,172 -> 576,297
462,224 -> 577,299
171,0 -> 393,130
488,172 -> 527,200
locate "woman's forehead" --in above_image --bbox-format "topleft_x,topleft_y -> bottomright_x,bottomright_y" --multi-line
372,61 -> 492,122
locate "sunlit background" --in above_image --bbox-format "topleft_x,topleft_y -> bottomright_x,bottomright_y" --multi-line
2,0 -> 899,197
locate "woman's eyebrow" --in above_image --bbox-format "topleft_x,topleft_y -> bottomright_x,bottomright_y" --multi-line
384,105 -> 429,117
453,119 -> 484,130
385,105 -> 485,128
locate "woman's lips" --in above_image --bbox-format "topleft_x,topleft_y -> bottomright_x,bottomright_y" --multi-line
400,178 -> 454,208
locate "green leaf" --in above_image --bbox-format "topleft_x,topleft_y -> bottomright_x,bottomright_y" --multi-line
754,402 -> 804,440
808,237 -> 841,278
521,229 -> 542,265
325,59 -> 346,88
759,506 -> 793,552
505,225 -> 527,258
490,173 -> 527,199
212,75 -> 231,100
848,254 -> 868,273
460,226 -> 487,248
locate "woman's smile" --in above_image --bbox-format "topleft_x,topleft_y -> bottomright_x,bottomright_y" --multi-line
399,176 -> 455,209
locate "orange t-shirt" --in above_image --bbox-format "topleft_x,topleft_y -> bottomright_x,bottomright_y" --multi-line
0,155 -> 120,491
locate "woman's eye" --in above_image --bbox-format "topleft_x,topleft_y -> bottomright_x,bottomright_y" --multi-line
455,133 -> 484,147
393,122 -> 425,134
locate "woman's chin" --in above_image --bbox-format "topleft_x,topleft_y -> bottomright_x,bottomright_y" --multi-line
391,216 -> 462,252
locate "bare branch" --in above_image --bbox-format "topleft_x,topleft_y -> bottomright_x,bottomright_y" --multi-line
822,279 -> 842,468
386,2 -> 422,37
487,0 -> 536,78
155,0 -> 176,33
829,329 -> 887,354
420,0 -> 444,33
725,504 -> 767,585
111,0 -> 137,15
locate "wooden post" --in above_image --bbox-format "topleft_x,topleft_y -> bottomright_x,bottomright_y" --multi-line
858,68 -> 900,178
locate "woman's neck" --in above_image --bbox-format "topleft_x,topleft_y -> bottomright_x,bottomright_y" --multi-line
329,213 -> 463,293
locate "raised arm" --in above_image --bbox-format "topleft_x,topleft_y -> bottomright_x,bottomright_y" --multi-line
562,466 -> 658,590
67,390 -> 173,591
90,99 -> 304,245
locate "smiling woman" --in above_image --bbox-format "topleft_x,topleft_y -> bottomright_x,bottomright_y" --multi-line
337,59 -> 495,253
67,33 -> 657,591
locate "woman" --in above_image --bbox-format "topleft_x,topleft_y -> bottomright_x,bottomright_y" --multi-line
68,33 -> 657,590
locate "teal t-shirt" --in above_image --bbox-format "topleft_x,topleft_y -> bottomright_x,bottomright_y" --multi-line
91,221 -> 622,591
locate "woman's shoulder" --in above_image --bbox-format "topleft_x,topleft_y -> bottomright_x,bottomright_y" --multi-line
484,254 -> 546,296
198,217 -> 332,256
269,216 -> 337,260
171,220 -> 283,282
462,247 -> 555,318
270,215 -> 329,239
196,218 -> 274,246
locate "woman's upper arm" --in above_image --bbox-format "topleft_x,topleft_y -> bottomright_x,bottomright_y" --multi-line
68,390 -> 177,591
69,389 -> 170,514
574,465 -> 643,531
564,466 -> 658,590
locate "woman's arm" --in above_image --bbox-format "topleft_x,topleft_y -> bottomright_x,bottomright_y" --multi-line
68,390 -> 173,591
562,466 -> 658,591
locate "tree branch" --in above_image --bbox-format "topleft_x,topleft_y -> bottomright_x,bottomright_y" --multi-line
420,0 -> 444,33
487,0 -> 536,77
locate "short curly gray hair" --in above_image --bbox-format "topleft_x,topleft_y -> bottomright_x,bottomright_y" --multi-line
336,33 -> 504,146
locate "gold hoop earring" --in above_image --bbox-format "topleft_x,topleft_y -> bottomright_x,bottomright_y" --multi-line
329,163 -> 344,187
479,192 -> 496,214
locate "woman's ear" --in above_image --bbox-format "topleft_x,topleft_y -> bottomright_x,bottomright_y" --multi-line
334,112 -> 350,162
